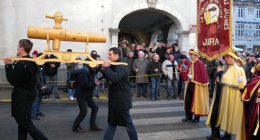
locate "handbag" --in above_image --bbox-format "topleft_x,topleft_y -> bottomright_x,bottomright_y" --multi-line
41,86 -> 53,96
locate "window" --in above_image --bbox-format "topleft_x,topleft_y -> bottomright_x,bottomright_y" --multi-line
157,31 -> 163,42
257,9 -> 260,19
238,8 -> 244,18
236,24 -> 244,37
174,29 -> 179,42
256,25 -> 260,37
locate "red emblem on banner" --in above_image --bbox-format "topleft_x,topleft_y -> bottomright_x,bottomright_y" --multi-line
197,0 -> 233,61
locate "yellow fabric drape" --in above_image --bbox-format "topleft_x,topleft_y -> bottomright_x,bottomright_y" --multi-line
216,86 -> 246,140
191,84 -> 209,116
207,64 -> 246,140
221,65 -> 239,88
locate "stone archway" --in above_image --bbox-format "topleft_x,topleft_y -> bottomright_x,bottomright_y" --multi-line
110,3 -> 189,50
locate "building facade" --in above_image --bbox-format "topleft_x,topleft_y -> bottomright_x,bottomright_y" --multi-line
0,0 -> 197,66
233,0 -> 260,52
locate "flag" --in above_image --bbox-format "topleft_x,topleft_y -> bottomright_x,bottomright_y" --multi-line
197,0 -> 233,61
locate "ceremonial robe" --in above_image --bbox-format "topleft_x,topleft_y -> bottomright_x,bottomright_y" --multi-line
216,64 -> 246,140
187,59 -> 209,116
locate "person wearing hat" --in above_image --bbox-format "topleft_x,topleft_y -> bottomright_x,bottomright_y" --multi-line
32,50 -> 38,57
236,56 -> 247,87
182,49 -> 209,123
236,57 -> 246,67
242,63 -> 260,140
251,60 -> 260,78
176,54 -> 191,100
206,52 -> 246,140
31,51 -> 47,120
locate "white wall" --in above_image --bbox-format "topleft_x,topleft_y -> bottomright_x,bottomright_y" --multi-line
0,0 -> 197,66
0,0 -> 113,65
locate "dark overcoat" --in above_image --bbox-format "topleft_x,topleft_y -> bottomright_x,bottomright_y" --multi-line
101,60 -> 132,126
5,55 -> 37,124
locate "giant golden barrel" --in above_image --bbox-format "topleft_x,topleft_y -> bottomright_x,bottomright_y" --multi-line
27,26 -> 106,42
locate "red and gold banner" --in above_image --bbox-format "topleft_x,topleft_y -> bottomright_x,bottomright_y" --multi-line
197,0 -> 233,61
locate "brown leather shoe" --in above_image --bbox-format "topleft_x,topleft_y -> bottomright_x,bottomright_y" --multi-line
90,126 -> 103,131
72,128 -> 86,133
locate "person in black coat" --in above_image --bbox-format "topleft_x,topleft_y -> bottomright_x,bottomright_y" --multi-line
147,54 -> 162,101
101,47 -> 138,140
206,69 -> 223,140
72,62 -> 103,133
3,39 -> 48,140
44,54 -> 60,99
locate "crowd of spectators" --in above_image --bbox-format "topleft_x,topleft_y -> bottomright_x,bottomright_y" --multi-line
118,37 -> 260,101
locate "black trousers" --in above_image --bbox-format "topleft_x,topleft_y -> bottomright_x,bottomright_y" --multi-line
15,100 -> 47,140
210,83 -> 222,129
209,76 -> 216,95
184,82 -> 200,121
210,97 -> 220,127
73,98 -> 99,129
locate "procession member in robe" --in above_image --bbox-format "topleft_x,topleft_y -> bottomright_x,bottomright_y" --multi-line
251,60 -> 260,78
235,55 -> 247,88
182,49 -> 209,123
206,53 -> 247,140
205,66 -> 224,140
242,63 -> 260,140
215,52 -> 246,140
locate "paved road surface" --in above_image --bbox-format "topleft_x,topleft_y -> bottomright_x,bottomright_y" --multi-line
0,99 -> 234,140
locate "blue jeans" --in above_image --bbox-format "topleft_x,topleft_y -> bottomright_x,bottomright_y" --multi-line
136,83 -> 147,96
32,89 -> 43,117
150,77 -> 161,99
45,75 -> 59,98
180,80 -> 186,99
103,110 -> 138,140
68,89 -> 75,98
166,77 -> 178,97
93,73 -> 104,96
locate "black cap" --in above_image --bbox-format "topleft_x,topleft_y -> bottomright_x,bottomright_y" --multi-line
86,54 -> 100,61
37,52 -> 43,57
179,54 -> 187,59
